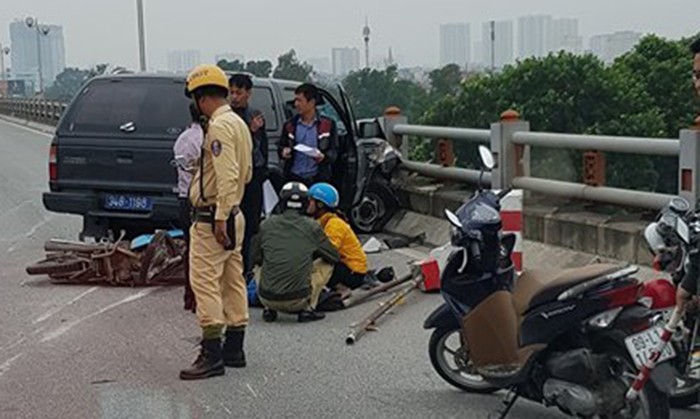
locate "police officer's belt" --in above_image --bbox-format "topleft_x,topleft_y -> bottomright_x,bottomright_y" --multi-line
191,206 -> 239,223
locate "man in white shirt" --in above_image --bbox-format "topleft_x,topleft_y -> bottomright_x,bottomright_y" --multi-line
174,103 -> 204,312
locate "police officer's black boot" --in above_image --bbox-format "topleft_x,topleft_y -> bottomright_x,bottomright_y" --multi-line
222,328 -> 246,368
179,338 -> 225,380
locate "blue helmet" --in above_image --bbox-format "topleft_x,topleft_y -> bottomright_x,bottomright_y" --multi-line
309,183 -> 340,209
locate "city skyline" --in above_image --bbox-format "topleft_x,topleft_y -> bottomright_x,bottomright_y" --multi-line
0,0 -> 698,72
439,23 -> 470,68
9,19 -> 65,92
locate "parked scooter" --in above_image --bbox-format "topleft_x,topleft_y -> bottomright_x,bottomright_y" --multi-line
424,146 -> 674,418
637,197 -> 700,407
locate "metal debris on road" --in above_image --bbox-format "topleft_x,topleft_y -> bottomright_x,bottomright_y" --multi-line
346,265 -> 424,345
25,231 -> 185,286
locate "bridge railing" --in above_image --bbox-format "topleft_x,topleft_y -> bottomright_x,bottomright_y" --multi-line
0,98 -> 66,125
3,97 -> 700,210
390,110 -> 700,211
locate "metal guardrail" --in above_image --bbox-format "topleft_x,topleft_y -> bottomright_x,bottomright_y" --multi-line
393,124 -> 490,143
512,131 -> 679,156
392,111 -> 700,211
0,98 -> 66,125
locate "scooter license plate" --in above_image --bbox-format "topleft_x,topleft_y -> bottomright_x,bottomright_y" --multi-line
624,327 -> 676,370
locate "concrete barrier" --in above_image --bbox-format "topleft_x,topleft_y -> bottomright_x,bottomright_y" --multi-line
396,182 -> 652,267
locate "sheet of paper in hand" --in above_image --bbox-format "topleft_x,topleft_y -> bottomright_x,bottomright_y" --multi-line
263,180 -> 279,216
293,143 -> 322,158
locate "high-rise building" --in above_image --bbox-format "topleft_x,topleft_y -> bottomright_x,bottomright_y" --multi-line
167,50 -> 201,73
550,18 -> 582,54
518,15 -> 553,59
439,23 -> 471,68
215,53 -> 245,64
9,20 -> 66,92
590,31 -> 642,64
482,20 -> 514,70
332,47 -> 360,76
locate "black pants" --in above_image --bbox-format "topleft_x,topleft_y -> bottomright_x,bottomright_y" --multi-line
241,172 -> 265,280
177,198 -> 195,311
328,262 -> 366,290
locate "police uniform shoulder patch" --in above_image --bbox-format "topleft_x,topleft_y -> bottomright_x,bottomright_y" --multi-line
211,140 -> 222,157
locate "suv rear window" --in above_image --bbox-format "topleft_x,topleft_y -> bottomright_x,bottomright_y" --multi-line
58,78 -> 191,138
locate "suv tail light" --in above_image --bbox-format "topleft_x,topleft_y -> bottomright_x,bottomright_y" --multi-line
49,142 -> 58,187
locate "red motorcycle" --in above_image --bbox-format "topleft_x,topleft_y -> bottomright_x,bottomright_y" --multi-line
632,197 -> 700,407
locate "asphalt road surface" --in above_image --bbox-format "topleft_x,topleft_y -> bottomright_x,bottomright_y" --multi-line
0,118 -> 697,419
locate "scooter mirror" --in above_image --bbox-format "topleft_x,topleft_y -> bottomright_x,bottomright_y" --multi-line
444,209 -> 462,229
478,145 -> 495,170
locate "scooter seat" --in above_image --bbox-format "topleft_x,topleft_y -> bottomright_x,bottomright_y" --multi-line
513,263 -> 623,314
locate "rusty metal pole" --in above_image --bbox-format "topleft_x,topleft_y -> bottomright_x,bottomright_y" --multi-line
346,268 -> 423,345
342,271 -> 413,308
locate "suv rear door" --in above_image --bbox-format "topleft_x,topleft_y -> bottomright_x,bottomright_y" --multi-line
55,76 -> 189,194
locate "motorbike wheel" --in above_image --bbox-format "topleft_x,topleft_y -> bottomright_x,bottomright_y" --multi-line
428,326 -> 498,394
599,343 -> 670,419
26,258 -> 85,276
139,232 -> 181,284
350,181 -> 398,234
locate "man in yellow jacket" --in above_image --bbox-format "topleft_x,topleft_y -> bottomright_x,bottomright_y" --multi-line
307,183 -> 374,294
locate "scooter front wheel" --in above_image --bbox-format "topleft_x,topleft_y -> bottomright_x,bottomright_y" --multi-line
428,326 -> 498,394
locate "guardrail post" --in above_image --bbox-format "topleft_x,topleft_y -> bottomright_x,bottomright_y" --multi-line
382,107 -> 409,157
679,116 -> 700,209
490,110 -> 530,190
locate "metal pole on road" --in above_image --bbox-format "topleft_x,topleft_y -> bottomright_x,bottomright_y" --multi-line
137,0 -> 147,72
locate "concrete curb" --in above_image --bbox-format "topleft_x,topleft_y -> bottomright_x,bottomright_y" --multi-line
0,114 -> 57,135
385,208 -> 662,281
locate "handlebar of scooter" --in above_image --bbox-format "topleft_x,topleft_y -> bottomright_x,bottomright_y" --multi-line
469,240 -> 481,263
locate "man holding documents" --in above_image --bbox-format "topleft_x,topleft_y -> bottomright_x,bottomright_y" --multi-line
278,83 -> 338,186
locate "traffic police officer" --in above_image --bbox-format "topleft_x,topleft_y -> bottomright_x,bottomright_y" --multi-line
180,64 -> 253,380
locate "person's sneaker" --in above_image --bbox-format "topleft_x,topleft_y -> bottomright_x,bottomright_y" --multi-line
297,310 -> 326,323
262,309 -> 278,323
360,274 -> 381,290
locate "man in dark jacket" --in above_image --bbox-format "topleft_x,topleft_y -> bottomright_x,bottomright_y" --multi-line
251,182 -> 340,323
229,73 -> 269,284
278,83 -> 338,186
678,36 -> 700,313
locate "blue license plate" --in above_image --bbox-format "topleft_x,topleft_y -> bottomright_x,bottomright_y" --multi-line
104,194 -> 153,211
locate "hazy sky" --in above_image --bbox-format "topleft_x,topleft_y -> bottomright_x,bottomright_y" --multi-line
1,0 -> 698,70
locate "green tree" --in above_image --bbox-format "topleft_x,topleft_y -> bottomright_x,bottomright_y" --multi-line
217,59 -> 245,72
611,34 -> 699,193
45,64 -> 109,102
421,52 -> 666,190
245,60 -> 273,78
272,49 -> 313,82
428,64 -> 463,98
342,65 -> 429,120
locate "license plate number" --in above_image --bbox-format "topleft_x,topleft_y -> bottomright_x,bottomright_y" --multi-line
104,195 -> 153,211
625,327 -> 676,370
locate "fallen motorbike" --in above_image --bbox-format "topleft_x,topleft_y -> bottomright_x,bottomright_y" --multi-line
637,197 -> 700,407
424,145 -> 674,418
26,230 -> 185,286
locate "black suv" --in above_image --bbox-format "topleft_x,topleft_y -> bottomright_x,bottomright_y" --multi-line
43,73 -> 401,239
